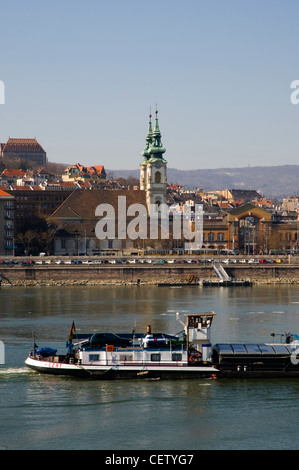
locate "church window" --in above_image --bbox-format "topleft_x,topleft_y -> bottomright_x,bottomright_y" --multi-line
155,171 -> 161,183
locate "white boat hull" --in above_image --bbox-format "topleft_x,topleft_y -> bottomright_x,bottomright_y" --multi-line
25,356 -> 218,380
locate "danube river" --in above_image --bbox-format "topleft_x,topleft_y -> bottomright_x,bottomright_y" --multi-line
1,284 -> 299,450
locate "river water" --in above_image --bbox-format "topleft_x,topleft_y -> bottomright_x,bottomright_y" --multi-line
1,284 -> 299,450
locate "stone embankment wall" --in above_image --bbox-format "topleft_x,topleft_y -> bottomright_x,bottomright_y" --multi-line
1,264 -> 299,287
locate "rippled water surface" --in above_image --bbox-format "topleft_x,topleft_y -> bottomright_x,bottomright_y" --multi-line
1,284 -> 299,450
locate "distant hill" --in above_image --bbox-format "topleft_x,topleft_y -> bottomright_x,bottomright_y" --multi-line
108,165 -> 299,199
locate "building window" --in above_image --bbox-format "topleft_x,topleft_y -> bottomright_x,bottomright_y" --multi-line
217,233 -> 224,241
208,232 -> 214,242
108,240 -> 113,249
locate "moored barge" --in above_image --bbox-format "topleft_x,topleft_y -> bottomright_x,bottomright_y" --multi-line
212,334 -> 299,378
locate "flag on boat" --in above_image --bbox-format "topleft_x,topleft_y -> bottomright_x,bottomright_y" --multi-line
68,321 -> 76,341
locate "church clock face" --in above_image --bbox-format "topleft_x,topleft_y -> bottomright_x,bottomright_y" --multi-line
155,161 -> 161,169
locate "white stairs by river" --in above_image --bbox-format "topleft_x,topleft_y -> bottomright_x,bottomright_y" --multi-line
213,263 -> 231,281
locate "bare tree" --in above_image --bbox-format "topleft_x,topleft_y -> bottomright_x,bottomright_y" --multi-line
16,230 -> 37,255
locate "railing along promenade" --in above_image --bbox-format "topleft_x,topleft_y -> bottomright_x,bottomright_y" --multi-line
1,255 -> 299,286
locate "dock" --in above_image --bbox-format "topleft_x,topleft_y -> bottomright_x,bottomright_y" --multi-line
201,263 -> 252,287
201,279 -> 252,287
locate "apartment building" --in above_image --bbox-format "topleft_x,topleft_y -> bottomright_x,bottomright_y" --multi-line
0,189 -> 15,256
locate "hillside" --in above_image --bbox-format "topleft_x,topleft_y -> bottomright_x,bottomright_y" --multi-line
108,165 -> 299,199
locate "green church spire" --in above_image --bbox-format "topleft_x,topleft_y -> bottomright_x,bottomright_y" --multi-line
141,110 -> 153,159
148,107 -> 166,161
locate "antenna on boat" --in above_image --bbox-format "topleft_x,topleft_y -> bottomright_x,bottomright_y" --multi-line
176,312 -> 185,327
132,321 -> 137,344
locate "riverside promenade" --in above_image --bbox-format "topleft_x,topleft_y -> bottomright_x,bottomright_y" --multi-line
1,256 -> 299,286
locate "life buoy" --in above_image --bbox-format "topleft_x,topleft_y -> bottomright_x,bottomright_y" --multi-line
189,354 -> 200,364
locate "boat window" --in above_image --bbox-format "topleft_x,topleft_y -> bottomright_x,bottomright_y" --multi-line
89,354 -> 99,361
120,354 -> 133,361
151,353 -> 161,361
172,353 -> 182,361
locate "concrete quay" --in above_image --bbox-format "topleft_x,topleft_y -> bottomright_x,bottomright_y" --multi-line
1,262 -> 299,287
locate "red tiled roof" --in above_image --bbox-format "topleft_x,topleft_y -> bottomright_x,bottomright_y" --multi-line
2,168 -> 26,177
218,202 -> 232,209
0,189 -> 13,197
11,185 -> 33,190
50,189 -> 147,220
64,163 -> 106,177
2,138 -> 45,153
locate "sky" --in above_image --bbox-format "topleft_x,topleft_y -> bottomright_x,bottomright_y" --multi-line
0,0 -> 299,171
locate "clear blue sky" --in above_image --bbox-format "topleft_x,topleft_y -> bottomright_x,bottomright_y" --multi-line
0,0 -> 299,171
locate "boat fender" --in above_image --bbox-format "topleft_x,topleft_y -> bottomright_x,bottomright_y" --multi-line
189,354 -> 200,364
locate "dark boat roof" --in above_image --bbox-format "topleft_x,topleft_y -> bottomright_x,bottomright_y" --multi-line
212,343 -> 294,356
73,332 -> 179,342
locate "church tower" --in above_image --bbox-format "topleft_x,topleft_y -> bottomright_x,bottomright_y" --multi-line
140,108 -> 167,216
